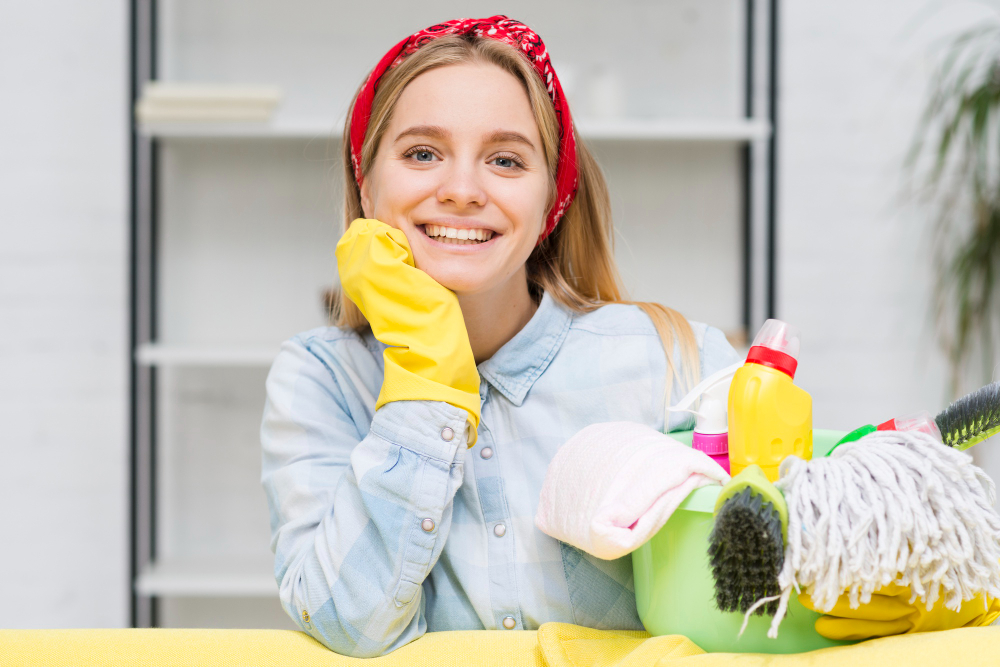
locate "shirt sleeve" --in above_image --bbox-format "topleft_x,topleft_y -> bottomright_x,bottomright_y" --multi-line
260,334 -> 469,657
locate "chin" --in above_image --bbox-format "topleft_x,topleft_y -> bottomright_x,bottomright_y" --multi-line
426,270 -> 488,295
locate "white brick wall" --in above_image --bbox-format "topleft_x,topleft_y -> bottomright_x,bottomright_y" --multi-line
780,2 -> 997,434
0,4 -> 129,626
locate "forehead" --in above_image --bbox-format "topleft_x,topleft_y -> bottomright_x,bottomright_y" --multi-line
389,62 -> 540,142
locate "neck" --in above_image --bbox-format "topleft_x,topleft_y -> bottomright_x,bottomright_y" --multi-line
458,272 -> 539,366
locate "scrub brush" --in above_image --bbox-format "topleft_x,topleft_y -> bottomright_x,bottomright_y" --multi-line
708,464 -> 788,616
935,381 -> 1000,450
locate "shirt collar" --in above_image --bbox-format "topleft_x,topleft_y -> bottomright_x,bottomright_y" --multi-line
476,289 -> 573,406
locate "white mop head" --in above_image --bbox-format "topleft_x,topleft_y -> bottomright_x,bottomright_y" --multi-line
762,430 -> 1000,638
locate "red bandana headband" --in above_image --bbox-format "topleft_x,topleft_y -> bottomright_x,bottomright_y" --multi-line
349,15 -> 579,246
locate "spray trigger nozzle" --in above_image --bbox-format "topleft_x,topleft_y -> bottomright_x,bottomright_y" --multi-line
666,362 -> 740,434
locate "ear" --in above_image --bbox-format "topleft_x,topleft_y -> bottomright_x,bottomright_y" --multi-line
537,218 -> 548,245
359,177 -> 373,219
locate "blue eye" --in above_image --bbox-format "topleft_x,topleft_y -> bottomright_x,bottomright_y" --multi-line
403,146 -> 438,163
490,152 -> 525,170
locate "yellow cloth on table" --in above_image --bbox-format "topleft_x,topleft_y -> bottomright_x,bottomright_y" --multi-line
4,624 -> 1000,666
535,622 -> 1000,667
536,625 -> 697,665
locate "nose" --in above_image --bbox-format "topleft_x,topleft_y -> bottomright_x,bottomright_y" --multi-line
436,158 -> 487,210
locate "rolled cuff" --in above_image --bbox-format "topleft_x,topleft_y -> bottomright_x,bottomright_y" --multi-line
370,399 -> 473,462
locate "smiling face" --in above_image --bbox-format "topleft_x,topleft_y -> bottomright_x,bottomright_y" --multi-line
360,61 -> 551,296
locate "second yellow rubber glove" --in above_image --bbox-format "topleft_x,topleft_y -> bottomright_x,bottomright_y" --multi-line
799,583 -> 1000,640
335,218 -> 481,447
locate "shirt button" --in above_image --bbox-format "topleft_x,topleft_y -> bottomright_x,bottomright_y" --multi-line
494,523 -> 506,538
480,447 -> 493,460
421,518 -> 435,532
302,610 -> 310,623
441,427 -> 454,441
502,616 -> 516,629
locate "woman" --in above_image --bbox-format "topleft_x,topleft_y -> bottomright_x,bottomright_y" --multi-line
259,16 -> 992,658
261,17 -> 732,657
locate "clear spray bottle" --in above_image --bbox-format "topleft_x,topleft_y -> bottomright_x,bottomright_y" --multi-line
668,363 -> 743,474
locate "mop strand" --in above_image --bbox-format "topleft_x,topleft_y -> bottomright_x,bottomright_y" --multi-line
754,430 -> 1000,639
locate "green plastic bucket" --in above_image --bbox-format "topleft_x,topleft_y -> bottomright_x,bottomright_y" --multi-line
632,429 -> 856,654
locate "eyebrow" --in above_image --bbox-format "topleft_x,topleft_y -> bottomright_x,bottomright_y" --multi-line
486,130 -> 536,150
394,125 -> 536,150
394,124 -> 450,142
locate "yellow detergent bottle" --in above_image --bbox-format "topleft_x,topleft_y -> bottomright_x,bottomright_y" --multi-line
728,319 -> 812,481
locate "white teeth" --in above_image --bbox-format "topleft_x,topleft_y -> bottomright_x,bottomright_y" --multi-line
424,225 -> 493,242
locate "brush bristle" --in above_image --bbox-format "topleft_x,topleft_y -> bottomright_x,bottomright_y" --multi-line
935,381 -> 1000,449
708,487 -> 784,616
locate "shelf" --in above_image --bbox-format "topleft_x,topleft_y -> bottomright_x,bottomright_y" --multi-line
136,343 -> 277,367
576,118 -> 770,142
139,118 -> 341,139
139,117 -> 771,142
136,557 -> 276,597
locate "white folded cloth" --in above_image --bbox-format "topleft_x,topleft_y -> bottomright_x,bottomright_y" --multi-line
534,421 -> 730,560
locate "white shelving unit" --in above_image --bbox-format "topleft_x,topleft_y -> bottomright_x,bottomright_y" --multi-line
129,0 -> 776,629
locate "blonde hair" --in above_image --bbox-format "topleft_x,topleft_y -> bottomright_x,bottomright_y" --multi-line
328,34 -> 701,413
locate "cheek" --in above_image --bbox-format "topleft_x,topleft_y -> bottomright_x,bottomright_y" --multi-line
493,175 -> 550,229
371,162 -> 436,215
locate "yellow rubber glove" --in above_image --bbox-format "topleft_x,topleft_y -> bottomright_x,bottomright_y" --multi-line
798,583 -> 1000,640
335,218 -> 481,447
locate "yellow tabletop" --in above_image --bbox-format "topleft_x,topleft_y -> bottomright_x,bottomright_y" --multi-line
2,623 -> 999,667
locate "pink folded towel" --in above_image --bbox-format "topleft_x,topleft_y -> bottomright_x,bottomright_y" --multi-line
534,421 -> 731,560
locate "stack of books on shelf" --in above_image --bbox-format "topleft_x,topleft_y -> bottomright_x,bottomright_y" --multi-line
135,82 -> 282,123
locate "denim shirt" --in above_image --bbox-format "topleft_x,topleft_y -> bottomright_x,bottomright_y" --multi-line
260,289 -> 742,657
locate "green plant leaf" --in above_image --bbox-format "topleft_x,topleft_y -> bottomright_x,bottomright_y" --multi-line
905,15 -> 1000,393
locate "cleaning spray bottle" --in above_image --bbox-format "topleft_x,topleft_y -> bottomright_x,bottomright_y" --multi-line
667,362 -> 743,473
830,409 -> 944,453
877,410 -> 943,439
728,319 -> 812,482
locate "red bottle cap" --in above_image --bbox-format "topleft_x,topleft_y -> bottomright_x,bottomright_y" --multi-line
745,345 -> 798,379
